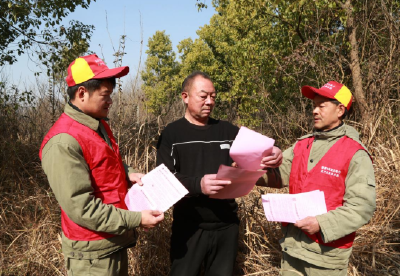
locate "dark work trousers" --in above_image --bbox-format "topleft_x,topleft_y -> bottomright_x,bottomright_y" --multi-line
170,223 -> 239,276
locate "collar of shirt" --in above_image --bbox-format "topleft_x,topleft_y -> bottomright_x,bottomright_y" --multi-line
65,102 -> 100,131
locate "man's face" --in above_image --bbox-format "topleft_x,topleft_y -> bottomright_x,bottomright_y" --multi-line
80,80 -> 113,119
312,95 -> 344,131
182,76 -> 216,125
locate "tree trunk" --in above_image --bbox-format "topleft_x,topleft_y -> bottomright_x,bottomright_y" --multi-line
342,0 -> 369,123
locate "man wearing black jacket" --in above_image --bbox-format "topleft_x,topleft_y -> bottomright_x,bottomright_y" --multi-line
156,71 -> 282,275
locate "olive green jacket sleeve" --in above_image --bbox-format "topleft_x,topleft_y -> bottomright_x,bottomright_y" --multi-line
316,150 -> 376,243
41,133 -> 142,235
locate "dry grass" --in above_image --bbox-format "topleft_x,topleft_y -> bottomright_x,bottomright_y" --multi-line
0,94 -> 399,276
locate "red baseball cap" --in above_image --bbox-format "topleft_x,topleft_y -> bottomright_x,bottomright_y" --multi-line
301,81 -> 353,110
66,54 -> 129,87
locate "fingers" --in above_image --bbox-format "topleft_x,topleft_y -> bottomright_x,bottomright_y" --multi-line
206,184 -> 229,195
204,174 -> 217,180
293,220 -> 303,228
201,174 -> 232,195
150,210 -> 163,217
129,173 -> 144,186
261,146 -> 283,168
140,210 -> 164,229
203,174 -> 231,185
294,216 -> 320,235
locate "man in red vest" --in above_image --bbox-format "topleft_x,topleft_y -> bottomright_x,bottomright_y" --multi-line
257,81 -> 376,275
40,54 -> 164,276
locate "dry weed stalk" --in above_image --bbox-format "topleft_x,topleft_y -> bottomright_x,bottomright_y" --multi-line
1,85 -> 399,275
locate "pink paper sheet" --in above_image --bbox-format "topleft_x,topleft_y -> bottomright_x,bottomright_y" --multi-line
210,165 -> 266,199
230,126 -> 275,170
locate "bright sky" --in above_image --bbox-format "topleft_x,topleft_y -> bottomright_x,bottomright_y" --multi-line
4,0 -> 216,89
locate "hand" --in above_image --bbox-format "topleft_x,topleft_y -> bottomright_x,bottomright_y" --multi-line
140,210 -> 164,229
129,172 -> 145,186
294,216 -> 320,235
261,146 -> 283,168
201,174 -> 231,195
231,162 -> 238,168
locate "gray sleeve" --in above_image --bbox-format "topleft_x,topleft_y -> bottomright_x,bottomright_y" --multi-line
316,150 -> 376,243
41,134 -> 142,235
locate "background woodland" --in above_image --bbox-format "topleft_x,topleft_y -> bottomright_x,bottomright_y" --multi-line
1,0 -> 399,275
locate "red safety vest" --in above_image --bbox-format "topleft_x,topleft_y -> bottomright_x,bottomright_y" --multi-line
39,113 -> 129,241
288,136 -> 366,249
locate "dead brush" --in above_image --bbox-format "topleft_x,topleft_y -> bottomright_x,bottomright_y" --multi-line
1,91 -> 399,275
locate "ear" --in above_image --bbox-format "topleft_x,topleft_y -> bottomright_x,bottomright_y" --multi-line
337,104 -> 345,118
181,91 -> 189,105
76,86 -> 87,102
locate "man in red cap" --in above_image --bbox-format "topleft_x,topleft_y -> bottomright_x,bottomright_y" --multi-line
257,81 -> 376,275
40,54 -> 164,276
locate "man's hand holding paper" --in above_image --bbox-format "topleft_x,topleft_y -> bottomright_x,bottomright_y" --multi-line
211,127 -> 281,199
140,210 -> 164,230
201,174 -> 231,195
261,190 -> 328,224
229,126 -> 275,170
129,172 -> 144,186
294,216 -> 321,235
125,164 -> 189,217
260,146 -> 283,168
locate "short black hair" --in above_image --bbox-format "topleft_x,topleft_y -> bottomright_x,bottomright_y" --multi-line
329,99 -> 348,119
181,71 -> 212,93
67,78 -> 116,100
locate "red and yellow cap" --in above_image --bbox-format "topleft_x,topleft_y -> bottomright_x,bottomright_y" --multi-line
66,54 -> 129,87
301,81 -> 353,110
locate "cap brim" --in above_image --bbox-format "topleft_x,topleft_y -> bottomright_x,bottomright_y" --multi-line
301,85 -> 335,100
94,66 -> 129,80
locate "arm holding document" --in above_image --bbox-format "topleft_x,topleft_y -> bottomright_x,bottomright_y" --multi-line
201,174 -> 232,195
128,172 -> 144,186
256,144 -> 322,236
127,172 -> 164,229
314,150 -> 376,243
256,145 -> 294,189
260,146 -> 283,168
293,150 -> 375,241
258,143 -> 376,241
140,210 -> 164,229
257,144 -> 322,235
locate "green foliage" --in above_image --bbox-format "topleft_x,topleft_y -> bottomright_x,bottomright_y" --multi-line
144,0 -> 400,127
141,31 -> 180,116
191,0 -> 303,125
0,81 -> 34,117
195,0 -> 208,11
0,0 -> 95,73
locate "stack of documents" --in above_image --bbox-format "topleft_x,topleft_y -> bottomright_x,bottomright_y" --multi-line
261,190 -> 327,223
124,164 -> 189,212
211,126 -> 275,199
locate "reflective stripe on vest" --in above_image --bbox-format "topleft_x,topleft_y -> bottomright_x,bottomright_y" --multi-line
288,136 -> 366,249
39,113 -> 128,241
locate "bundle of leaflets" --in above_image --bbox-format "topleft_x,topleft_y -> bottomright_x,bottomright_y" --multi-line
124,164 -> 188,212
261,190 -> 327,223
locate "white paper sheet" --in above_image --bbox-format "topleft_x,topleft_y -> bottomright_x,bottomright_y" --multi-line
261,190 -> 327,223
124,164 -> 189,212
